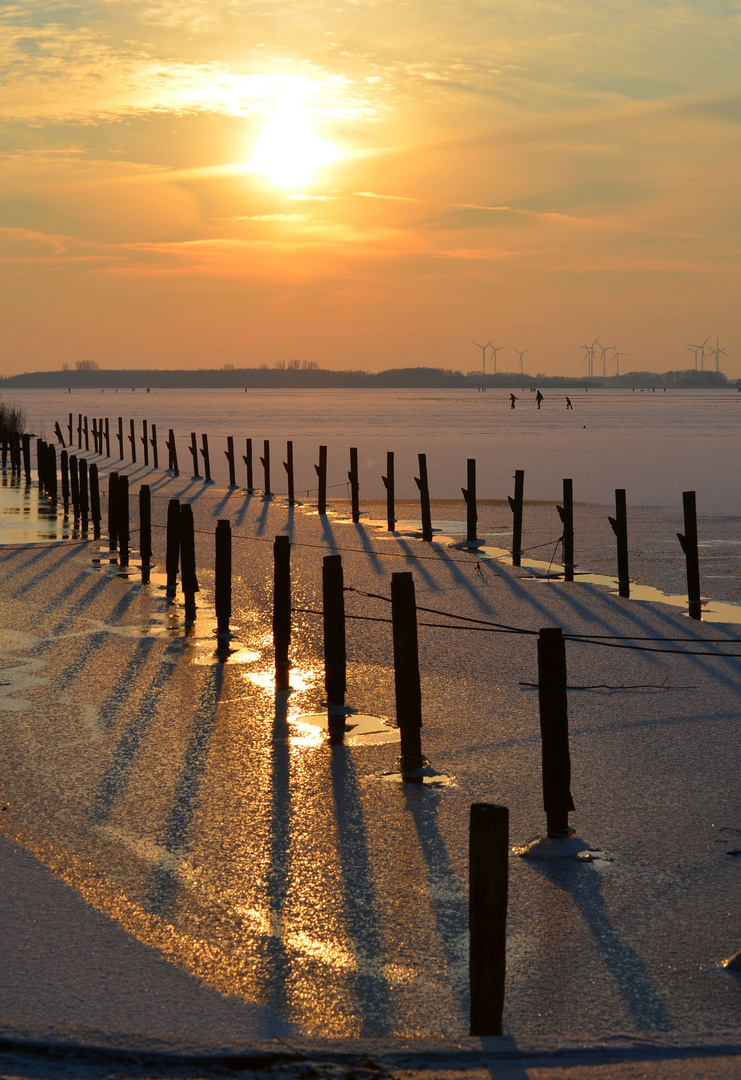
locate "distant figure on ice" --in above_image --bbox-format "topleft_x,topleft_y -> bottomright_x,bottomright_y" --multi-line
535,389 -> 544,409
510,393 -> 517,409
566,397 -> 573,410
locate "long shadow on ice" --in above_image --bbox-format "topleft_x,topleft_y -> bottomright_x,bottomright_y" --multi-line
351,524 -> 383,574
329,747 -> 394,1035
527,860 -> 674,1032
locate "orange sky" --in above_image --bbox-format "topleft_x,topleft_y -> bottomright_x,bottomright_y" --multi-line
1,2 -> 740,377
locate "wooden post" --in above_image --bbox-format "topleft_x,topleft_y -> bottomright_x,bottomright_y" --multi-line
284,441 -> 295,505
200,434 -> 212,482
348,447 -> 360,523
508,470 -> 524,567
382,451 -> 395,532
678,490 -> 702,620
189,432 -> 200,477
141,420 -> 149,466
273,534 -> 291,690
391,571 -> 424,777
608,489 -> 630,598
36,440 -> 44,492
462,458 -> 478,544
89,463 -> 101,539
83,416 -> 89,452
22,434 -> 31,485
179,504 -> 199,621
414,453 -> 433,542
78,458 -> 89,533
215,519 -> 232,639
77,414 -> 82,449
139,485 -> 152,584
323,554 -> 346,731
60,450 -> 70,514
68,413 -> 73,446
108,473 -> 119,551
260,439 -> 272,497
150,424 -> 159,469
118,474 -> 130,567
54,421 -> 65,448
242,438 -> 254,492
557,479 -> 574,582
537,627 -> 575,837
225,436 -> 236,487
91,418 -> 98,455
165,498 -> 180,597
128,418 -> 137,464
315,444 -> 327,514
469,803 -> 508,1037
48,445 -> 58,506
117,417 -> 124,460
104,418 -> 110,458
166,429 -> 179,475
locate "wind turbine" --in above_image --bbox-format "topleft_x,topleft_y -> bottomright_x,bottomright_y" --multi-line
488,344 -> 507,374
707,336 -> 727,372
612,345 -> 627,376
596,340 -> 612,377
513,347 -> 531,375
685,344 -> 700,370
473,340 -> 490,376
688,336 -> 710,371
581,338 -> 599,378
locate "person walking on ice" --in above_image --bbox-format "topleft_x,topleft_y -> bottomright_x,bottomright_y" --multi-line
535,389 -> 544,409
566,396 -> 573,410
510,393 -> 517,409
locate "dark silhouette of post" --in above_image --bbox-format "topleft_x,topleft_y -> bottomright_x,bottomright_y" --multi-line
83,416 -> 89,452
117,417 -> 124,460
608,489 -> 630,598
78,458 -> 89,534
60,450 -> 70,514
260,439 -> 271,497
509,470 -> 524,566
108,473 -> 118,550
118,474 -> 130,567
391,571 -> 424,777
188,432 -> 200,478
382,451 -> 395,532
48,445 -> 58,504
166,429 -> 178,474
215,520 -> 232,640
469,802 -> 508,1036
243,438 -> 254,492
462,458 -> 477,544
77,414 -> 82,449
315,445 -> 327,514
68,413 -> 73,445
128,419 -> 136,464
273,535 -> 291,690
54,421 -> 65,448
104,418 -> 110,458
415,453 -> 433,542
165,499 -> 180,598
323,554 -> 346,732
537,627 -> 575,836
150,424 -> 158,469
139,485 -> 152,583
557,479 -> 574,582
89,464 -> 101,539
22,435 -> 32,485
179,504 -> 199,621
678,490 -> 702,619
348,447 -> 360,523
225,436 -> 236,487
141,420 -> 149,466
284,441 -> 295,505
91,419 -> 98,455
200,434 -> 212,482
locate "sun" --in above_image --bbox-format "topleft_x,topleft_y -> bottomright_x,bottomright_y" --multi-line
249,105 -> 339,189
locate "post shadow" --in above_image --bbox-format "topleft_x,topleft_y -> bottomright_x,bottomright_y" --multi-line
260,688 -> 292,1016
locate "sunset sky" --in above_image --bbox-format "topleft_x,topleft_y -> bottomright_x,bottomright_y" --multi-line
1,1 -> 740,376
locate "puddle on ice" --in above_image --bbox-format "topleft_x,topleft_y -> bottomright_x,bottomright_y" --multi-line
0,477 -> 82,544
291,712 -> 399,746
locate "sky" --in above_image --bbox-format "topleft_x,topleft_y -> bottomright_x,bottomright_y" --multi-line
1,1 -> 741,377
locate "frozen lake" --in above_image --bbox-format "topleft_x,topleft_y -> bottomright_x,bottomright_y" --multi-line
13,386 -> 741,513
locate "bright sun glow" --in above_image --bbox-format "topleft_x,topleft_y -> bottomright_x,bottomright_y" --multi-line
249,105 -> 339,189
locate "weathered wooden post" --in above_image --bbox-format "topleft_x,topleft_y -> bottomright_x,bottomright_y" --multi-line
108,473 -> 119,551
89,463 -> 101,539
537,627 -> 575,837
139,485 -> 152,584
225,436 -> 236,487
117,417 -> 124,460
83,416 -> 89,452
35,439 -> 44,492
243,438 -> 254,492
348,447 -> 360,523
104,418 -> 110,458
22,434 -> 31,485
469,802 -> 508,1036
260,439 -> 272,497
557,479 -> 574,582
391,571 -> 424,778
509,470 -> 524,567
323,554 -> 346,732
141,420 -> 149,466
678,490 -> 702,619
60,450 -> 70,514
128,419 -> 137,464
179,504 -> 199,621
315,445 -> 328,514
608,489 -> 630,598
79,458 -> 89,533
165,498 -> 180,598
200,434 -> 212,482
77,414 -> 82,449
166,429 -> 179,474
91,418 -> 98,455
68,413 -> 73,446
273,534 -> 291,690
382,451 -> 395,532
462,458 -> 478,545
54,421 -> 65,448
118,474 -> 130,567
150,424 -> 158,469
189,432 -> 200,477
283,441 -> 295,505
215,519 -> 232,640
48,445 -> 58,506
414,453 -> 433,542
